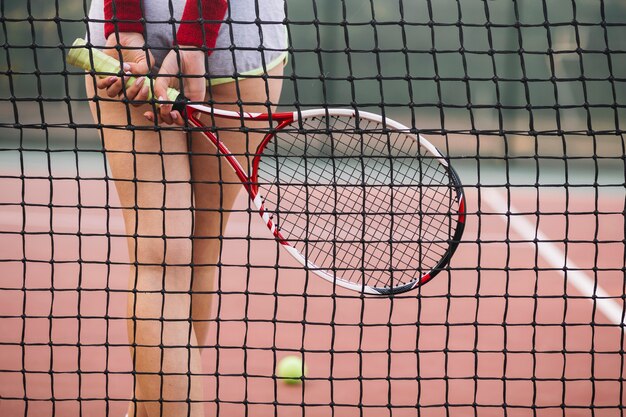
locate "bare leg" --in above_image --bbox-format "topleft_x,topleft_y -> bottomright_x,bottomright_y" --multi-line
85,63 -> 283,416
86,80 -> 205,417
188,66 -> 285,345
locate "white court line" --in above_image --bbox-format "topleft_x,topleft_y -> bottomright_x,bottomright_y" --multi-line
482,188 -> 625,327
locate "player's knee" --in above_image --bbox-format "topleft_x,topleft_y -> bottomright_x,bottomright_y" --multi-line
134,236 -> 192,266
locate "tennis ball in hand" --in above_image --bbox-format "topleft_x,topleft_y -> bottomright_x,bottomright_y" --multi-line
277,355 -> 307,384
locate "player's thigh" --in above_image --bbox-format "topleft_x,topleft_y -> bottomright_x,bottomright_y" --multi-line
85,77 -> 194,265
190,65 -> 285,234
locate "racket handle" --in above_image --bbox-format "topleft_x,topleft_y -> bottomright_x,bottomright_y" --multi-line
68,38 -> 180,102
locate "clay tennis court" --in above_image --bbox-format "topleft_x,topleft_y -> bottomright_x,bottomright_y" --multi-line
1,0 -> 625,415
1,151 -> 623,416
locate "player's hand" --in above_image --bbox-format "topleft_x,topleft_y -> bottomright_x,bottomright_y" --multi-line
144,47 -> 207,126
97,32 -> 153,105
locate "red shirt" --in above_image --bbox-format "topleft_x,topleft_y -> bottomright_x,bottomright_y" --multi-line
104,0 -> 228,52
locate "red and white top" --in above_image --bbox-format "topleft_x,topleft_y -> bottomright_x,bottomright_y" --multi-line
104,0 -> 228,51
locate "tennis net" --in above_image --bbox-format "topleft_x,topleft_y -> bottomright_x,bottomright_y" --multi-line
0,0 -> 624,416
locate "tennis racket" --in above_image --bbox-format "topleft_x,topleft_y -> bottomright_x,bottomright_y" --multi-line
68,38 -> 466,295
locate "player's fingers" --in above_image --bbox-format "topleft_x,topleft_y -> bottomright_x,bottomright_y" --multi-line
126,61 -> 150,78
124,76 -> 148,105
105,77 -> 125,98
170,110 -> 184,126
134,81 -> 151,106
96,76 -> 118,91
157,96 -> 175,125
141,110 -> 176,126
138,77 -> 159,122
143,111 -> 155,123
157,99 -> 181,126
154,81 -> 176,124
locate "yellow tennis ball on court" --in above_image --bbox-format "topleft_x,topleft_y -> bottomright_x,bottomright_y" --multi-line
277,355 -> 307,384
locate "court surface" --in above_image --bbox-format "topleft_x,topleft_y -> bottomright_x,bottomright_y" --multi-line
1,150 -> 623,417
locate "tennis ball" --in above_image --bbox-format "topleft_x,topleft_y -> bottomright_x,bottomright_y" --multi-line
277,355 -> 307,384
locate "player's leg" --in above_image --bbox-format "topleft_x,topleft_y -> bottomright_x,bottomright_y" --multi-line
85,79 -> 205,417
188,65 -> 285,344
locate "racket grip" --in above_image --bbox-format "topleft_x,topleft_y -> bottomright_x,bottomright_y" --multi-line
68,38 -> 180,103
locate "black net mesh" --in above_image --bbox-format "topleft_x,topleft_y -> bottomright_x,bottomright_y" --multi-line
0,0 -> 625,416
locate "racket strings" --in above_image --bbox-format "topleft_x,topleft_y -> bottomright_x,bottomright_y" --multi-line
402,155 -> 457,257
311,116 -> 453,272
257,114 -> 459,289
260,114 -> 450,286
